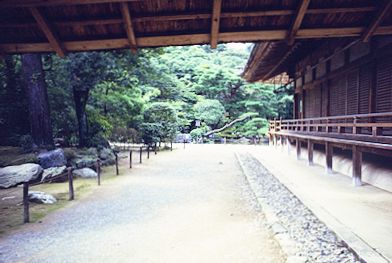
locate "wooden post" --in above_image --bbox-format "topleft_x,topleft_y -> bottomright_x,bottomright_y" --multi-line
96,160 -> 101,186
170,141 -> 173,151
307,139 -> 313,166
115,153 -> 119,175
154,143 -> 157,155
325,142 -> 333,174
147,146 -> 150,159
286,137 -> 291,155
129,150 -> 132,169
23,182 -> 29,223
183,140 -> 186,149
352,145 -> 362,186
296,139 -> 301,160
139,146 -> 142,163
67,167 -> 74,201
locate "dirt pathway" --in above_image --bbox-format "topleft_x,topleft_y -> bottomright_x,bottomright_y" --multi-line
0,144 -> 283,263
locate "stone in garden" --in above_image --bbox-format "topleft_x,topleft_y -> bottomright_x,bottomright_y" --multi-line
41,166 -> 67,182
73,167 -> 97,178
28,191 -> 57,204
38,149 -> 67,169
0,163 -> 43,188
99,148 -> 115,165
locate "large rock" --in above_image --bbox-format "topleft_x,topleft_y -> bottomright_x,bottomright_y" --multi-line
28,191 -> 57,204
70,148 -> 98,169
73,167 -> 97,178
0,163 -> 43,188
99,148 -> 116,166
41,166 -> 67,182
38,149 -> 66,169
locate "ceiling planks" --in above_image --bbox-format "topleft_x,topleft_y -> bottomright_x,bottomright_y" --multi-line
210,0 -> 222,49
29,7 -> 66,57
287,0 -> 311,45
0,0 -> 140,7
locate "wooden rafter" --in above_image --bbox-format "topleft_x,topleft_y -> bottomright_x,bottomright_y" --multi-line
287,0 -> 311,45
243,43 -> 272,81
0,0 -> 140,7
0,7 -> 377,28
263,42 -> 301,81
29,7 -> 65,57
362,0 -> 392,42
210,0 -> 222,49
1,26 -> 392,54
120,2 -> 137,52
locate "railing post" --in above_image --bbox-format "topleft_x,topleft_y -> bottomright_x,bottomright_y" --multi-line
147,146 -> 150,159
170,141 -> 173,151
139,146 -> 143,163
154,143 -> 157,155
23,182 -> 29,223
307,139 -> 313,166
67,167 -> 74,201
352,145 -> 362,186
353,117 -> 357,134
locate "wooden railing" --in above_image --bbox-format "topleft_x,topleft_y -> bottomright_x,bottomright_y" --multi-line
269,112 -> 392,142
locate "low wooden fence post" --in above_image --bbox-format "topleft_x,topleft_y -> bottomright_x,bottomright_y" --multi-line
23,182 -> 29,223
307,139 -> 313,166
325,142 -> 333,174
352,145 -> 362,186
147,146 -> 150,159
154,143 -> 157,155
296,139 -> 301,160
170,141 -> 173,151
67,167 -> 74,200
115,153 -> 119,175
139,146 -> 143,163
129,150 -> 132,169
183,140 -> 186,149
96,160 -> 101,186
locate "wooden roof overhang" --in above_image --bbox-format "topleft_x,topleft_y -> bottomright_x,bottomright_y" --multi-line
242,0 -> 392,82
1,0 -> 392,59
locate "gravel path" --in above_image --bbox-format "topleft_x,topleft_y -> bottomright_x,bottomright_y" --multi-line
237,152 -> 361,263
0,145 -> 283,263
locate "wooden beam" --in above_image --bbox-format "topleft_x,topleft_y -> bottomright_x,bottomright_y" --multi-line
120,2 -> 137,52
352,145 -> 362,186
0,0 -> 140,7
263,42 -> 301,81
243,43 -> 272,81
210,0 -> 222,49
1,26 -> 392,54
29,7 -> 65,57
362,0 -> 392,42
0,7 -> 377,28
287,0 -> 311,45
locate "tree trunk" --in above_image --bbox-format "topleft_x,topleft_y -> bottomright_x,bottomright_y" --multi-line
73,88 -> 89,147
21,54 -> 53,147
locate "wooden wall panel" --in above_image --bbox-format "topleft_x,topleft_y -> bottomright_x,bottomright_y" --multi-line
358,64 -> 371,114
346,70 -> 359,115
375,56 -> 392,135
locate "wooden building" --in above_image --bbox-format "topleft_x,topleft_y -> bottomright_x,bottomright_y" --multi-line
1,0 -> 392,188
243,2 -> 392,188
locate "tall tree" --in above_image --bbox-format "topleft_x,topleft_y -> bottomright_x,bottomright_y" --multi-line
21,54 -> 53,147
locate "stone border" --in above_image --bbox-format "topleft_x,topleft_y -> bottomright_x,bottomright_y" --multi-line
238,151 -> 389,263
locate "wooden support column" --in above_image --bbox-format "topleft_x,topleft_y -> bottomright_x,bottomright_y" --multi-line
352,145 -> 363,186
29,7 -> 65,57
307,139 -> 313,166
296,139 -> 301,160
67,167 -> 74,201
287,0 -> 311,45
210,0 -> 222,48
325,142 -> 333,174
120,2 -> 137,53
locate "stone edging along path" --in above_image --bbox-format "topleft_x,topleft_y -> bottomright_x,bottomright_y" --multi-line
235,152 -> 362,263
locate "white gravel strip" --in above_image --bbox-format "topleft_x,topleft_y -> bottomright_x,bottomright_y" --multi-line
236,152 -> 361,263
